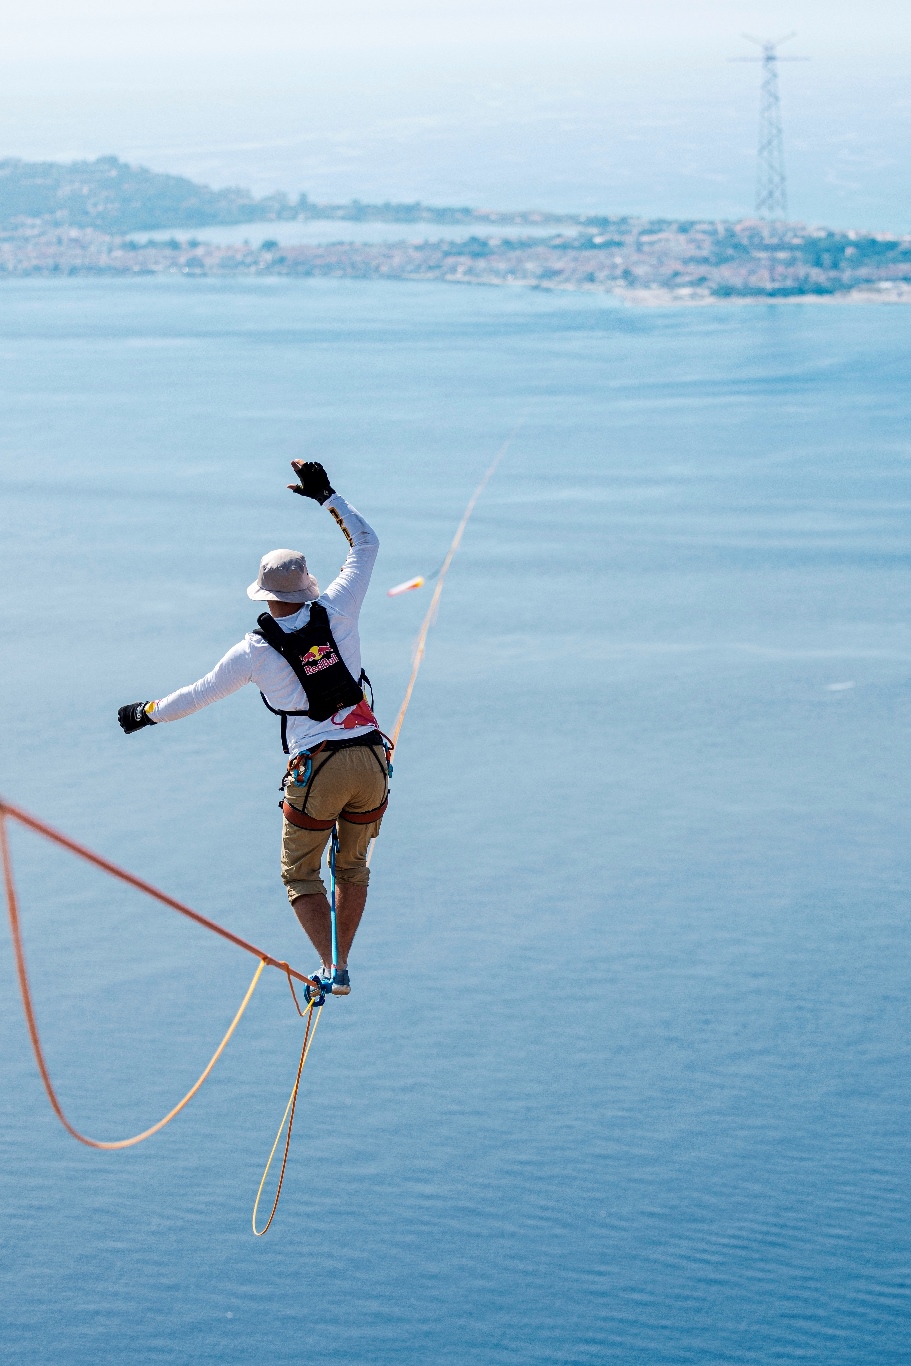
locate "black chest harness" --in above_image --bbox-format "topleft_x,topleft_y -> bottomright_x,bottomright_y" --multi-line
254,602 -> 371,753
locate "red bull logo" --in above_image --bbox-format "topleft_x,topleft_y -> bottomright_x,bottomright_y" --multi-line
302,643 -> 333,663
300,642 -> 339,676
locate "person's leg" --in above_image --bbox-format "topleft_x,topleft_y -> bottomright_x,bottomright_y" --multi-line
290,891 -> 333,968
283,744 -> 386,975
281,758 -> 336,969
334,881 -> 369,968
332,745 -> 388,967
292,845 -> 372,979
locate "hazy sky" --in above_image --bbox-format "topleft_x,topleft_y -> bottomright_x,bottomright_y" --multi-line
1,0 -> 909,228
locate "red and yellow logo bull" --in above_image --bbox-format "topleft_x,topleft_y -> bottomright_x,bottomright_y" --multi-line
300,642 -> 339,676
302,643 -> 333,663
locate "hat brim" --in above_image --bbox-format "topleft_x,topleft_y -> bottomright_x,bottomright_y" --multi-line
246,577 -> 320,603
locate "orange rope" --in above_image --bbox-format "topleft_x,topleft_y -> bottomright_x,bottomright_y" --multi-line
390,420 -> 523,751
252,1001 -> 322,1236
282,962 -> 310,1017
366,421 -> 523,871
0,799 -> 317,988
0,809 -> 265,1149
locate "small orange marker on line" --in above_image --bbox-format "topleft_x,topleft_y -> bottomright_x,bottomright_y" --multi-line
387,576 -> 425,597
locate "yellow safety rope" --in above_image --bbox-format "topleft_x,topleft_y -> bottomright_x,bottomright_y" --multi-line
0,808 -> 267,1150
252,1000 -> 323,1235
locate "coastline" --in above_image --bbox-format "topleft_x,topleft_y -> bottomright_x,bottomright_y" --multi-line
609,283 -> 911,306
3,225 -> 911,305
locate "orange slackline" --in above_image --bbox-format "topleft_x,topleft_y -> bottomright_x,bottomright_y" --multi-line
390,421 -> 523,750
0,800 -> 316,987
0,801 -> 316,1150
366,422 -> 522,871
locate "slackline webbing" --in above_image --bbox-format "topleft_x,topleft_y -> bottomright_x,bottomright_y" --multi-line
366,420 -> 522,869
390,420 -> 522,751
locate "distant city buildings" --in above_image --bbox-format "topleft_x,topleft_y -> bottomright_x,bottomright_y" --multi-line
2,218 -> 910,302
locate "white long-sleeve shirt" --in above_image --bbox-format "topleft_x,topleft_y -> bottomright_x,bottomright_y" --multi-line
150,494 -> 379,755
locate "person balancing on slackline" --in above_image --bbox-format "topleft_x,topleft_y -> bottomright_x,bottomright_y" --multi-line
117,460 -> 388,998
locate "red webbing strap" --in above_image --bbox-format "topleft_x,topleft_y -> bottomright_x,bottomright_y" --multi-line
281,801 -> 336,832
282,798 -> 388,829
0,799 -> 315,987
339,798 -> 389,824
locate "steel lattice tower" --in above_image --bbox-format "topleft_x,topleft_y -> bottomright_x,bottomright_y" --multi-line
733,34 -> 807,221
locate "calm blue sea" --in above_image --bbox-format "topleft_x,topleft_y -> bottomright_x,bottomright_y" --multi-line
1,279 -> 910,1364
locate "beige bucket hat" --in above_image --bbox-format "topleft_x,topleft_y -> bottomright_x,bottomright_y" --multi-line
247,548 -> 320,603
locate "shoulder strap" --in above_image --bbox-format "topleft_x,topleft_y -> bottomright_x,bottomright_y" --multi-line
258,691 -> 308,719
255,603 -> 327,648
254,617 -> 313,754
254,612 -> 289,648
258,691 -> 309,754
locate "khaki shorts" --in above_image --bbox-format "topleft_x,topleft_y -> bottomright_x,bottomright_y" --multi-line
280,742 -> 388,901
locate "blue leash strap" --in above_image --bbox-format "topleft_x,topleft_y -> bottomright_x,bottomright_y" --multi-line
329,824 -> 339,973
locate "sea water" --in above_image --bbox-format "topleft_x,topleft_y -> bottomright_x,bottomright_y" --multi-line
0,279 -> 910,1364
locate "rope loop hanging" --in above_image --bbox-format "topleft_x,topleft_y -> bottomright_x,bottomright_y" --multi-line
252,1001 -> 323,1236
0,808 -> 305,1152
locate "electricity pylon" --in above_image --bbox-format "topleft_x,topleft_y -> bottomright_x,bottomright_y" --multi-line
732,33 -> 808,221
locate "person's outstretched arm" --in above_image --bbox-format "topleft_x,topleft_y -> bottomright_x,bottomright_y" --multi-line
118,641 -> 254,733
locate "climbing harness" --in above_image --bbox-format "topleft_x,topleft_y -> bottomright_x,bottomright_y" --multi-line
281,731 -> 391,832
2,420 -> 522,1229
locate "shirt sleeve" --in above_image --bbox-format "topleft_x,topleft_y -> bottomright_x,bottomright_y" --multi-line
320,494 -> 379,617
149,639 -> 254,723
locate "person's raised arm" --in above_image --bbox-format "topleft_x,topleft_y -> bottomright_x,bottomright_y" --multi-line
288,459 -> 379,614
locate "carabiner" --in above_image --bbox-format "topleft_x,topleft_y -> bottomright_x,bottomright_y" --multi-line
288,751 -> 313,786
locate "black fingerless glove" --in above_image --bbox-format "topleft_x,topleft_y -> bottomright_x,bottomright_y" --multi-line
288,460 -> 335,504
118,702 -> 156,734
